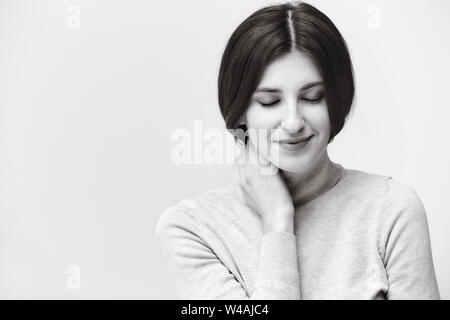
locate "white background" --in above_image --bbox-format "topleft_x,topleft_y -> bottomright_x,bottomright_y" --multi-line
1,0 -> 449,299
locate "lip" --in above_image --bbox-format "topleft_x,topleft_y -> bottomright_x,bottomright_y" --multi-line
276,135 -> 313,150
278,135 -> 313,144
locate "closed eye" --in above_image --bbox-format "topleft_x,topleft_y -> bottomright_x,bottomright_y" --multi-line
303,95 -> 324,103
258,95 -> 324,107
259,100 -> 280,107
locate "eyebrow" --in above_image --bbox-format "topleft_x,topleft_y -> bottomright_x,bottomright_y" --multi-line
255,81 -> 323,93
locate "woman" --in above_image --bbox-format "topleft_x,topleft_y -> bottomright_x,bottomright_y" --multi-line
155,1 -> 440,299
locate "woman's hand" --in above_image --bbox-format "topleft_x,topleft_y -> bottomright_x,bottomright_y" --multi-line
236,140 -> 295,234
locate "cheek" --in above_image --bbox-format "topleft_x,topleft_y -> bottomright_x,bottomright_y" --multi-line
244,106 -> 275,152
307,104 -> 331,133
245,105 -> 278,129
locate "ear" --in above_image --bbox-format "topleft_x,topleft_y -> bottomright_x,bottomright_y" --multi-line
234,114 -> 248,145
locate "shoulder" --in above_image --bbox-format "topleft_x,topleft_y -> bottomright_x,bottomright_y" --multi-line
342,166 -> 425,215
155,183 -> 243,239
381,176 -> 428,234
384,176 -> 425,211
340,166 -> 421,202
357,170 -> 431,257
335,167 -> 428,235
342,166 -> 390,193
331,167 -> 392,208
155,196 -> 200,235
339,167 -> 430,253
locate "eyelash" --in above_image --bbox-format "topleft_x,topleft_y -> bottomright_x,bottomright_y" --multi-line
259,95 -> 324,107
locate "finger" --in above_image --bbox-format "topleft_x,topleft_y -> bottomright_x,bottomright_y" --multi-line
248,140 -> 279,176
248,139 -> 274,168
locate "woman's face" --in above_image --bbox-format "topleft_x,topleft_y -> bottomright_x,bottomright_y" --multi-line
243,50 -> 331,173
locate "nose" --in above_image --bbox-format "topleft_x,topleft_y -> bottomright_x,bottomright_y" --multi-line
281,104 -> 305,134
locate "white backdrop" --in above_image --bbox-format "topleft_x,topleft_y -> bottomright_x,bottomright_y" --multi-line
1,0 -> 449,299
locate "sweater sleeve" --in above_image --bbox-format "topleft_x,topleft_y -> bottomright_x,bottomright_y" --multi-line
155,201 -> 300,300
382,178 -> 440,300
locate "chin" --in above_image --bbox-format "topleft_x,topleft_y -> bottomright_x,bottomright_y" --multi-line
273,158 -> 313,173
256,135 -> 324,172
261,141 -> 314,172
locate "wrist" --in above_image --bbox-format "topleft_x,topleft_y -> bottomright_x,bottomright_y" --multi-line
263,215 -> 294,234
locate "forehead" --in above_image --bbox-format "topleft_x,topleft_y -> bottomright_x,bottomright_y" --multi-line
257,50 -> 322,90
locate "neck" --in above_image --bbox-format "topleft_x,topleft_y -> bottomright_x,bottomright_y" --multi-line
280,149 -> 342,208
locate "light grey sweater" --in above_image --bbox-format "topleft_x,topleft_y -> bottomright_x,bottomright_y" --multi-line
155,165 -> 440,299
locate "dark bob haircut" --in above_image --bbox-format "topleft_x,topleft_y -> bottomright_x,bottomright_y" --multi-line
218,1 -> 355,144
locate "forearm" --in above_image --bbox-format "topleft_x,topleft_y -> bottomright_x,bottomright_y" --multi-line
250,231 -> 300,299
250,214 -> 299,299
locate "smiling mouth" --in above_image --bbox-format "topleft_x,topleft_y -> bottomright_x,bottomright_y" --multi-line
277,135 -> 313,144
273,135 -> 313,150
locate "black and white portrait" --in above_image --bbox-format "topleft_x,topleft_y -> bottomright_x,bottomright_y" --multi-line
1,0 -> 449,301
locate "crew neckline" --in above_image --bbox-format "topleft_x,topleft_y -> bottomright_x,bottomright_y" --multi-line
293,163 -> 347,210
231,163 -> 348,211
